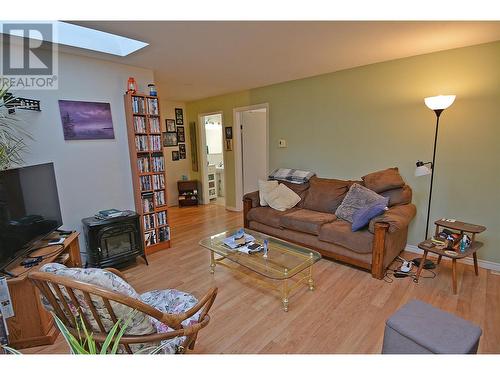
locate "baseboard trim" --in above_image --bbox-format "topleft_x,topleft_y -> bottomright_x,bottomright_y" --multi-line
404,244 -> 500,272
225,206 -> 242,212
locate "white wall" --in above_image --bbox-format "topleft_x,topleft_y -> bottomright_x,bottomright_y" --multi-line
13,51 -> 154,257
159,99 -> 191,206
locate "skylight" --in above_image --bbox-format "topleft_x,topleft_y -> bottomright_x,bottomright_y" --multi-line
1,21 -> 149,57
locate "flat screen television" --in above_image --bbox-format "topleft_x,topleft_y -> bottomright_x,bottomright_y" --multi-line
0,162 -> 63,271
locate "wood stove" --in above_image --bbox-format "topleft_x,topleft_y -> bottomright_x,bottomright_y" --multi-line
82,210 -> 147,268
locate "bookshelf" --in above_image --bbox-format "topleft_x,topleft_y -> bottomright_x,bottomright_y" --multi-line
124,92 -> 170,255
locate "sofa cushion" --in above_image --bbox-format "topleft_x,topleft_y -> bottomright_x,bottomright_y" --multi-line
247,206 -> 293,228
302,177 -> 354,213
362,167 -> 405,193
280,209 -> 337,235
380,185 -> 412,207
335,183 -> 388,223
319,220 -> 374,254
352,202 -> 388,231
280,181 -> 310,207
258,179 -> 279,206
266,183 -> 301,211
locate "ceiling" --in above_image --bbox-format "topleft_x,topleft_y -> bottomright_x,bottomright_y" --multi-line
68,21 -> 500,101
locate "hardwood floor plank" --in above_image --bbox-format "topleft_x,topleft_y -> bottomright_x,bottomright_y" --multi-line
21,203 -> 500,354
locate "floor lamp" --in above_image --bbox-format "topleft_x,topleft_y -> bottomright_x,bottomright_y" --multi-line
413,94 -> 456,268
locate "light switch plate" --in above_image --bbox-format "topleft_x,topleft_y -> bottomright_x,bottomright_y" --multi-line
278,139 -> 287,148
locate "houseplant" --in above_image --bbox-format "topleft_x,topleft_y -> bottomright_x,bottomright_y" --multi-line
0,84 -> 32,170
1,312 -> 168,354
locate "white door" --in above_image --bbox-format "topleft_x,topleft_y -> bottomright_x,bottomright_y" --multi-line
241,109 -> 268,194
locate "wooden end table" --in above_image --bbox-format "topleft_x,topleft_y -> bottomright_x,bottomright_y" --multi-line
416,219 -> 486,294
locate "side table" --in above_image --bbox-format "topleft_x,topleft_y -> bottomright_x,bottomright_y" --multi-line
416,219 -> 486,294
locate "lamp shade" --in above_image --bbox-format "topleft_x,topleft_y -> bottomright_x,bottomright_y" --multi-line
415,165 -> 432,177
424,95 -> 456,111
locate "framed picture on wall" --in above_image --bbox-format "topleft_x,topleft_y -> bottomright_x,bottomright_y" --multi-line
175,108 -> 184,125
165,119 -> 176,132
172,150 -> 180,161
179,143 -> 186,153
177,126 -> 185,142
225,126 -> 233,140
58,100 -> 115,140
225,139 -> 233,151
163,131 -> 178,147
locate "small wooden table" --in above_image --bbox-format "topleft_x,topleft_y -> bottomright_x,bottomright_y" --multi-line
416,219 -> 486,294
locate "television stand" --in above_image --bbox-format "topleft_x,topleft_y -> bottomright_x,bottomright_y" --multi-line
3,231 -> 81,349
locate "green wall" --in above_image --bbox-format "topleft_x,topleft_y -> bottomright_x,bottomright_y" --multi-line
187,41 -> 500,263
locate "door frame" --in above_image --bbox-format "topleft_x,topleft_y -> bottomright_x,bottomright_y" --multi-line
232,103 -> 269,211
198,111 -> 224,206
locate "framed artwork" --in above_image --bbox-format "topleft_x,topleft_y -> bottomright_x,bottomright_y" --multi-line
58,100 -> 114,140
162,131 -> 178,147
189,121 -> 198,171
225,126 -> 233,140
175,108 -> 184,125
172,150 -> 180,161
165,119 -> 176,132
225,139 -> 233,151
177,126 -> 185,142
179,144 -> 186,159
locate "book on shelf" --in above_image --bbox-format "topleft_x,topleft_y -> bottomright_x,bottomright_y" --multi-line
147,98 -> 159,115
158,226 -> 170,242
154,190 -> 166,206
145,230 -> 158,246
135,135 -> 149,152
153,174 -> 165,190
149,135 -> 161,151
157,211 -> 167,226
149,117 -> 160,133
137,156 -> 150,173
151,154 -> 164,172
143,214 -> 155,230
141,193 -> 154,213
140,175 -> 152,191
133,116 -> 146,133
132,96 -> 145,114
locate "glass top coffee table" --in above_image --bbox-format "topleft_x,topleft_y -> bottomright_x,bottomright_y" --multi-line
199,228 -> 321,311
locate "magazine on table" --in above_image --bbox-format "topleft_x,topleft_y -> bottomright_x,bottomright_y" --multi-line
223,229 -> 263,254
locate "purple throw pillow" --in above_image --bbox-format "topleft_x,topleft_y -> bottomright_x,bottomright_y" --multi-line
351,198 -> 389,231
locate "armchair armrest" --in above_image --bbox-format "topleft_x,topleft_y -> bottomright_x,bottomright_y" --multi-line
368,204 -> 416,234
243,191 -> 260,208
243,191 -> 259,228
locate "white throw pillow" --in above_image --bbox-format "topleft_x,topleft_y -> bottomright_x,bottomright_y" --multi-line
266,183 -> 301,211
258,179 -> 279,206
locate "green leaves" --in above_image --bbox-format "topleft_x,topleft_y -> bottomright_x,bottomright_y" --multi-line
0,82 -> 32,170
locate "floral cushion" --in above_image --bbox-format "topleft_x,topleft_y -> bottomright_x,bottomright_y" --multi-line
140,289 -> 201,354
39,263 -> 155,352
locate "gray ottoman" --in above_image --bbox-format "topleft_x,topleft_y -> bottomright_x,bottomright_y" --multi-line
382,299 -> 482,354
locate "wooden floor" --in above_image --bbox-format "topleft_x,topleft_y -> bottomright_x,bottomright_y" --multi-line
23,204 -> 500,354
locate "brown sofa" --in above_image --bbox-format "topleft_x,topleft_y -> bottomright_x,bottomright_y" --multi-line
243,170 -> 416,279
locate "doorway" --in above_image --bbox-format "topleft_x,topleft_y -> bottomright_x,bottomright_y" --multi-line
198,112 -> 225,206
233,104 -> 269,211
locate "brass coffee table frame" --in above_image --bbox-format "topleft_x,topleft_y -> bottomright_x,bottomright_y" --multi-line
200,229 -> 321,312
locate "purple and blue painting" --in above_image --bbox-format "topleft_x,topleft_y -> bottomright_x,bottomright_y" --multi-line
58,100 -> 115,140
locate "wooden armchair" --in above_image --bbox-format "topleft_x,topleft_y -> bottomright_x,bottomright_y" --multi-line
28,267 -> 217,354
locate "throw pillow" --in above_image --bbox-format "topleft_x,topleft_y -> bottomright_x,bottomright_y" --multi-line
361,167 -> 405,193
266,183 -> 301,211
351,201 -> 388,231
335,183 -> 387,223
258,179 -> 279,206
